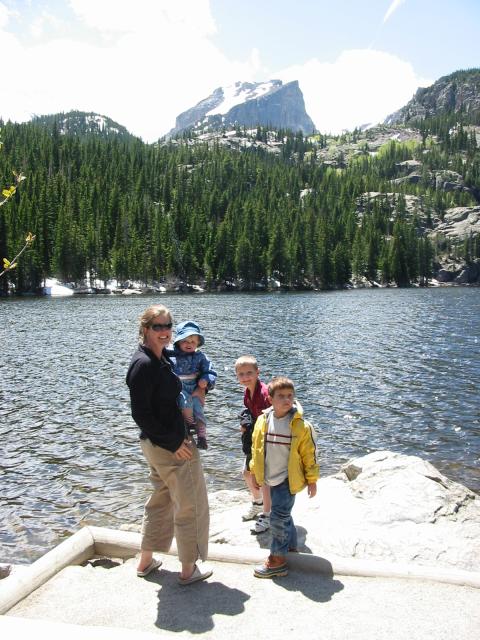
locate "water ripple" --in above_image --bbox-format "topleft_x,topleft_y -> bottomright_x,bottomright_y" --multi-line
1,287 -> 479,562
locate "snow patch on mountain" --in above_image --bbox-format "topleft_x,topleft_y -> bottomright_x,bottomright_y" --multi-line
206,81 -> 278,117
167,79 -> 314,137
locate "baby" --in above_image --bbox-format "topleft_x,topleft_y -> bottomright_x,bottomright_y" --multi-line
168,320 -> 217,449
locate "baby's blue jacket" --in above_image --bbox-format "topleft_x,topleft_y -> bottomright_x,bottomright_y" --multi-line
166,347 -> 217,390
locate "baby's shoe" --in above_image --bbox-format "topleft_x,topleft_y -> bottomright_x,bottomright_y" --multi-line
184,420 -> 197,436
197,436 -> 208,450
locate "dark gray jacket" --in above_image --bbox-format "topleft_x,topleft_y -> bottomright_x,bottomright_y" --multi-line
126,345 -> 186,452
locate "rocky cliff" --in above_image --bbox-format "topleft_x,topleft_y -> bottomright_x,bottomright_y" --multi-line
385,68 -> 480,125
167,79 -> 315,137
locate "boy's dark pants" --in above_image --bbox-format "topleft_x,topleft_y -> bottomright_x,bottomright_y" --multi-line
270,478 -> 298,556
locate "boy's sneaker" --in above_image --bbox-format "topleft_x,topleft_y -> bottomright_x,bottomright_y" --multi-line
242,501 -> 263,521
197,436 -> 208,450
251,513 -> 270,534
254,555 -> 288,578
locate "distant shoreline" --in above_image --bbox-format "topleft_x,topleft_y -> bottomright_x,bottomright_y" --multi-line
3,279 -> 480,298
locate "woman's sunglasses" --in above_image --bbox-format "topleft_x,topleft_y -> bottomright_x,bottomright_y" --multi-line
150,322 -> 173,331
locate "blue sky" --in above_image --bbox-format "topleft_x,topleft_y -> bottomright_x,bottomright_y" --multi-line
0,0 -> 479,141
211,0 -> 479,81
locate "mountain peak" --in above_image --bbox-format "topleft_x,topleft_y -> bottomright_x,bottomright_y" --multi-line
167,79 -> 315,138
205,80 -> 283,117
384,68 -> 480,126
31,110 -> 136,140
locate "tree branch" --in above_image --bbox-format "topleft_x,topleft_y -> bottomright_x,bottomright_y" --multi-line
0,233 -> 36,277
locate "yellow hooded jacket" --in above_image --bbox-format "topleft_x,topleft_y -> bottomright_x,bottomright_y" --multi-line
249,404 -> 319,494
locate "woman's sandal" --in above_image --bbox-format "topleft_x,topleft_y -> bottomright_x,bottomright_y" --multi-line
178,564 -> 213,585
136,558 -> 162,577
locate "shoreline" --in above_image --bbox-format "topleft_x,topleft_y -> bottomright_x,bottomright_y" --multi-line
2,451 -> 478,576
3,279 -> 480,298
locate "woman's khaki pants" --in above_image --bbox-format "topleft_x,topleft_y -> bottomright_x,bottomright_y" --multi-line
140,438 -> 209,564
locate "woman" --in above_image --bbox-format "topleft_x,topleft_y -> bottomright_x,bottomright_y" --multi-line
126,304 -> 211,584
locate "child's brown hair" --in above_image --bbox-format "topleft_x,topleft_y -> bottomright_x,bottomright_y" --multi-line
234,355 -> 259,371
268,376 -> 295,397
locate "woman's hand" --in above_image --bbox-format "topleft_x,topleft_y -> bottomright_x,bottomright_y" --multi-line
174,439 -> 194,461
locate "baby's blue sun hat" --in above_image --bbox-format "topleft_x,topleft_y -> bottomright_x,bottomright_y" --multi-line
174,320 -> 205,346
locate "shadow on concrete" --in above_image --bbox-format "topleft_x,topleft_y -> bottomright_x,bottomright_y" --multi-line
152,571 -> 250,633
85,559 -> 122,569
272,571 -> 344,603
253,525 -> 313,554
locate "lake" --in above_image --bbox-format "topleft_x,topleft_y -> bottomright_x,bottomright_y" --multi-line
1,287 -> 479,564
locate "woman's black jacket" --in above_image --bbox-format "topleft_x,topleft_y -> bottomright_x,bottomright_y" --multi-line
126,345 -> 186,452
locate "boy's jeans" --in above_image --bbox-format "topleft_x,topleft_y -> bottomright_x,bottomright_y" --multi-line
270,478 -> 297,556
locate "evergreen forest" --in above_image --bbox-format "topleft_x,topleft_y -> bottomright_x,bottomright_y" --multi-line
1,111 -> 479,294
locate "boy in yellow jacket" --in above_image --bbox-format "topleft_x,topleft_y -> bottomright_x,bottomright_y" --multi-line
250,376 -> 319,578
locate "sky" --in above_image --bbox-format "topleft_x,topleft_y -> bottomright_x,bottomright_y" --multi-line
0,0 -> 479,141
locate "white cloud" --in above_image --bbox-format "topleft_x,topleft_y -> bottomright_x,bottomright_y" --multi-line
383,0 -> 406,24
0,0 -> 258,141
69,0 -> 217,37
277,49 -> 432,133
29,11 -> 64,39
0,1 -> 431,141
0,4 -> 8,28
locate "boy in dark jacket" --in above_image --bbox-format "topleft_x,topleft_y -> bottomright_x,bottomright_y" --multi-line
235,355 -> 271,531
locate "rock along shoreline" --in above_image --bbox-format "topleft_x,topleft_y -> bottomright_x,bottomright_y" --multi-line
1,450 -> 478,582
207,450 -> 480,573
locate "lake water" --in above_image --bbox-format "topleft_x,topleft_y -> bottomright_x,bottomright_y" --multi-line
1,288 -> 479,564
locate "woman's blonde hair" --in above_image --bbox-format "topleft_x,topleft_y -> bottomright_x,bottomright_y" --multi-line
138,304 -> 173,343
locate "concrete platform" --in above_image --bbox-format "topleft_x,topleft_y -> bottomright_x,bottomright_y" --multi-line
2,553 -> 480,640
1,526 -> 479,640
